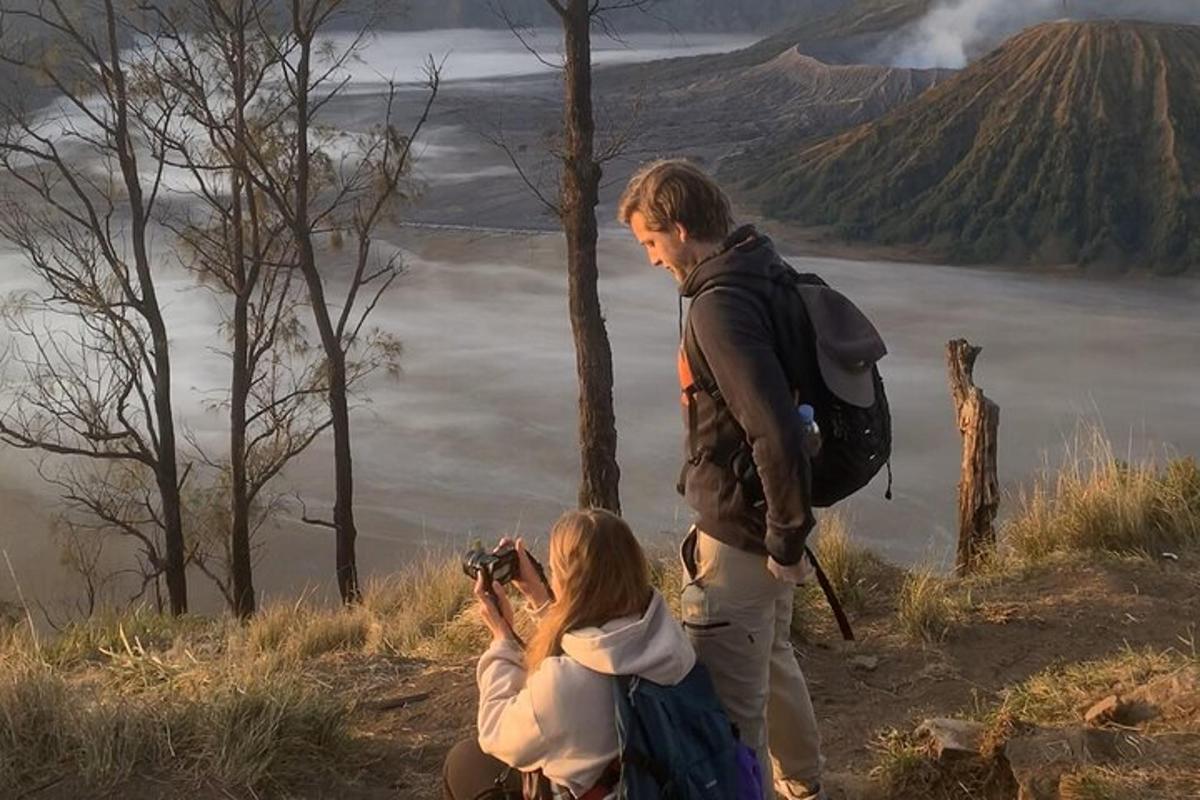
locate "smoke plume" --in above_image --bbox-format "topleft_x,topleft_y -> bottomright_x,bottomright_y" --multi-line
883,0 -> 1200,69
885,0 -> 1060,68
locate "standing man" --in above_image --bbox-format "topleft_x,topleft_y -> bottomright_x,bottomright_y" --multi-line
618,160 -> 827,800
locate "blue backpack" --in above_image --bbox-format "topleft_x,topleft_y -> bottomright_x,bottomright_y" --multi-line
612,663 -> 762,800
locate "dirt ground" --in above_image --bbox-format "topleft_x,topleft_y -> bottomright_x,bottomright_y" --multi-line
337,552 -> 1200,800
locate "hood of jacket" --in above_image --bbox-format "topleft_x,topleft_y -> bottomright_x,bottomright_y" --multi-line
679,224 -> 784,299
559,590 -> 695,685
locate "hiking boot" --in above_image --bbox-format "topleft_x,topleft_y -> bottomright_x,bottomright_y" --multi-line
775,778 -> 829,800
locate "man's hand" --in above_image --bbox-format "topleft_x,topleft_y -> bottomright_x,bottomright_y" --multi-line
768,553 -> 814,585
497,536 -> 552,609
475,572 -> 517,643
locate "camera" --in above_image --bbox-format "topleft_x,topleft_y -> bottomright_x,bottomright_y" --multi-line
462,542 -> 520,586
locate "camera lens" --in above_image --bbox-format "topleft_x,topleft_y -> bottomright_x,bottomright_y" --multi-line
489,545 -> 518,585
462,548 -> 491,580
491,559 -> 513,584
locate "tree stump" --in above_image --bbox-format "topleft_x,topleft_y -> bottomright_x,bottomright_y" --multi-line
946,339 -> 1000,574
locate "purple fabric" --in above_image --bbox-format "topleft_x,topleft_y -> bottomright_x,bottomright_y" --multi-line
734,743 -> 763,800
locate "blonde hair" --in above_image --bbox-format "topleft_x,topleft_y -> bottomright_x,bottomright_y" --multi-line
617,159 -> 733,241
525,509 -> 652,672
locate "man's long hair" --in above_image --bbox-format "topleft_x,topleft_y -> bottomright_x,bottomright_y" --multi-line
618,159 -> 733,240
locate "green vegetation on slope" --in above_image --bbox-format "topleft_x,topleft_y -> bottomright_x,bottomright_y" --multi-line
734,21 -> 1200,273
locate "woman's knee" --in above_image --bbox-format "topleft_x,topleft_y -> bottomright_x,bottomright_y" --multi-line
442,738 -> 517,800
442,739 -> 479,800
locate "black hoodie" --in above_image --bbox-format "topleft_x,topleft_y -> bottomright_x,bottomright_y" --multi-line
677,226 -> 815,566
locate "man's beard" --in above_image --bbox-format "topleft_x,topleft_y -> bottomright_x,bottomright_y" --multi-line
673,251 -> 703,283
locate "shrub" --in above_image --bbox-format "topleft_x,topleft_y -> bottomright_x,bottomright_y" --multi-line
43,606 -> 222,667
897,566 -> 956,643
0,650 -> 351,795
1002,428 -> 1200,563
809,513 -> 885,615
362,555 -> 475,657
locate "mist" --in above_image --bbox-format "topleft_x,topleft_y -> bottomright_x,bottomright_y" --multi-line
883,0 -> 1200,69
5,20 -> 1200,615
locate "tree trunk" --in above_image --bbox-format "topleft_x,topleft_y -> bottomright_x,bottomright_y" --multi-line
230,293 -> 255,618
292,26 -> 360,604
946,339 -> 1000,575
328,362 -> 359,602
229,5 -> 256,620
229,182 -> 255,618
105,0 -> 187,614
559,0 -> 621,513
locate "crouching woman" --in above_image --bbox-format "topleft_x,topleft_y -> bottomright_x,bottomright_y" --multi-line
443,509 -> 696,800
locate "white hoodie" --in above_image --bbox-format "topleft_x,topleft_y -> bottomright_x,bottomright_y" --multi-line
476,590 -> 696,797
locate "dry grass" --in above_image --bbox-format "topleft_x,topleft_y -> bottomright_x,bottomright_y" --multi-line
244,602 -> 377,659
975,646 -> 1199,800
896,566 -> 957,643
869,645 -> 1200,800
242,554 -> 479,661
809,512 -> 886,615
869,727 -> 938,792
362,555 -> 480,657
41,606 -> 227,667
1057,768 -> 1131,800
648,549 -> 685,619
0,554 -> 486,796
0,646 -> 351,795
8,448 -> 1192,799
1059,765 -> 1200,800
869,724 -> 1005,800
986,644 -> 1198,729
1002,428 -> 1200,564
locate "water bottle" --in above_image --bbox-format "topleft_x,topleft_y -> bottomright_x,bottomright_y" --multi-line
798,404 -> 822,458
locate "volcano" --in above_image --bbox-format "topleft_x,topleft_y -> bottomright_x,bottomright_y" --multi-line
734,21 -> 1200,273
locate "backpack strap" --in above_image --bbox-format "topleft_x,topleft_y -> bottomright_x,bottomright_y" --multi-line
575,759 -> 621,800
804,546 -> 856,642
681,281 -> 775,470
680,284 -> 738,407
469,766 -> 524,800
682,265 -> 819,416
681,313 -> 722,467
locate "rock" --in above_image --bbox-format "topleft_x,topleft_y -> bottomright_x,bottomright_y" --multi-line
1005,726 -> 1128,800
1083,694 -> 1121,726
915,718 -> 987,760
1015,770 -> 1061,800
1122,668 -> 1199,726
848,655 -> 879,672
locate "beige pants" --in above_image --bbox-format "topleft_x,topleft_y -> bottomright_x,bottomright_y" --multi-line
680,529 -> 824,799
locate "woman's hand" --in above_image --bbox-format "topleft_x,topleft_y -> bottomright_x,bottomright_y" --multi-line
497,537 -> 552,609
475,572 -> 517,643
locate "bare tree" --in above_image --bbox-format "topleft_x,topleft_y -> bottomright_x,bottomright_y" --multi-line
0,0 -> 191,614
554,0 -> 621,513
38,459 -> 178,613
129,0 -> 331,618
51,505 -> 118,619
232,0 -> 439,603
184,468 -> 283,611
493,0 -> 658,513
